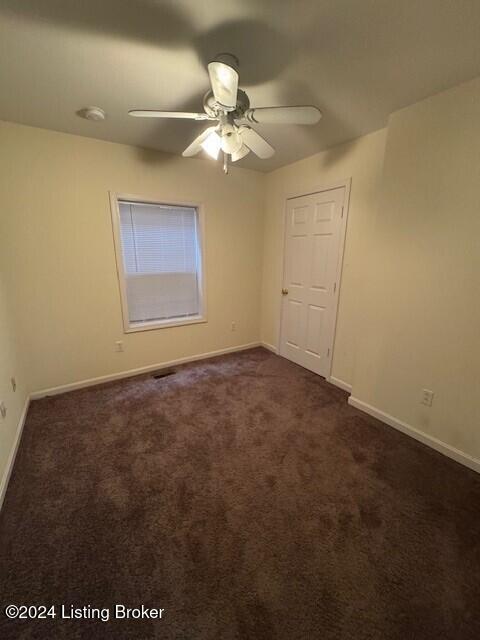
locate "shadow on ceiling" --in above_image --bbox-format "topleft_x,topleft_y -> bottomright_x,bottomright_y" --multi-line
1,1 -> 292,85
3,1 -> 351,169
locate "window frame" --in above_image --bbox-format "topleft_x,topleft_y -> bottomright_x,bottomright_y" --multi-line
109,192 -> 207,333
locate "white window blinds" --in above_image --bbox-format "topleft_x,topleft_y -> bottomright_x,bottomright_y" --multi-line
118,201 -> 201,324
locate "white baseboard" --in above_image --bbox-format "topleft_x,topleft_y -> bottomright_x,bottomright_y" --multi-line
261,342 -> 279,354
0,395 -> 30,512
348,396 -> 480,474
328,376 -> 352,393
30,342 -> 262,400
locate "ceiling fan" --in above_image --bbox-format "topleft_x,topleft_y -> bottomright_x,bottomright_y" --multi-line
129,53 -> 322,173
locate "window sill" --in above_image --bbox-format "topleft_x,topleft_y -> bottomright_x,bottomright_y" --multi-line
124,315 -> 207,333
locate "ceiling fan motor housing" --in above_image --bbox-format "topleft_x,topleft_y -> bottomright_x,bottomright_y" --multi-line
203,89 -> 250,119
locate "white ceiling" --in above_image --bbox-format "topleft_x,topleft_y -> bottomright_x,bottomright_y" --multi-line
1,0 -> 480,172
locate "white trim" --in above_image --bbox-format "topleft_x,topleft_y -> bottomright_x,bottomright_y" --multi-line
30,342 -> 261,400
109,192 -> 208,333
124,315 -> 206,333
348,396 -> 480,474
278,177 -> 352,380
328,376 -> 352,393
284,178 -> 353,202
329,179 -> 351,376
261,342 -> 279,354
0,396 -> 30,512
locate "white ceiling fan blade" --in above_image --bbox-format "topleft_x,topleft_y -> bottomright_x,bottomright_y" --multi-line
182,126 -> 218,157
239,126 -> 274,159
129,110 -> 212,120
244,106 -> 322,125
207,54 -> 239,110
231,144 -> 250,162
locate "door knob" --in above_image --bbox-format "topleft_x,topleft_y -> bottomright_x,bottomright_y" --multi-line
282,288 -> 289,296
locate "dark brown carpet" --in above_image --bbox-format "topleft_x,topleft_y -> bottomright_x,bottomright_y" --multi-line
1,347 -> 479,639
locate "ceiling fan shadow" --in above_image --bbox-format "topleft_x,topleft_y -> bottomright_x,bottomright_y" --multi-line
194,19 -> 292,86
133,146 -> 180,167
0,0 -> 194,48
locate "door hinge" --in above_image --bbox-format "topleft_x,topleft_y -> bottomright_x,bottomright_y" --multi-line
327,348 -> 331,357
341,206 -> 344,218
333,282 -> 337,293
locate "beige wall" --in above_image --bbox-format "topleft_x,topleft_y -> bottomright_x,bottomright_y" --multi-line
352,76 -> 480,459
261,129 -> 387,385
0,273 -> 28,502
1,72 -> 479,489
261,74 -> 480,463
0,121 -> 265,393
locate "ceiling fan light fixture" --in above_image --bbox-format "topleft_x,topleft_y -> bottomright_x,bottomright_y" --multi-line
221,130 -> 242,155
213,62 -> 234,84
207,54 -> 239,110
231,144 -> 250,162
129,53 -> 322,171
201,130 -> 222,159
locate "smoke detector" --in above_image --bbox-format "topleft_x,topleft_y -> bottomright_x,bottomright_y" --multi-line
78,106 -> 106,121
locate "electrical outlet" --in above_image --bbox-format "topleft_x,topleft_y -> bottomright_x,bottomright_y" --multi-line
421,389 -> 434,407
11,377 -> 16,392
115,341 -> 124,353
231,322 -> 236,332
0,402 -> 6,419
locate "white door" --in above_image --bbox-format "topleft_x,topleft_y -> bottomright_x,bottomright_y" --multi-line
280,186 -> 346,377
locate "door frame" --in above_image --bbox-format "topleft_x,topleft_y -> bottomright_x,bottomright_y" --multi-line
277,178 -> 352,379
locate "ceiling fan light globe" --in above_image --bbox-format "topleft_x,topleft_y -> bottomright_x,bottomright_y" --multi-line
221,130 -> 242,155
231,144 -> 250,162
201,130 -> 222,159
207,59 -> 239,110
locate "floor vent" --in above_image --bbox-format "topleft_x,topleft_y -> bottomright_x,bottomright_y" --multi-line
152,368 -> 176,380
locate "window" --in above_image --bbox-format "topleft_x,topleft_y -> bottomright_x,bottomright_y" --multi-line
111,195 -> 205,332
